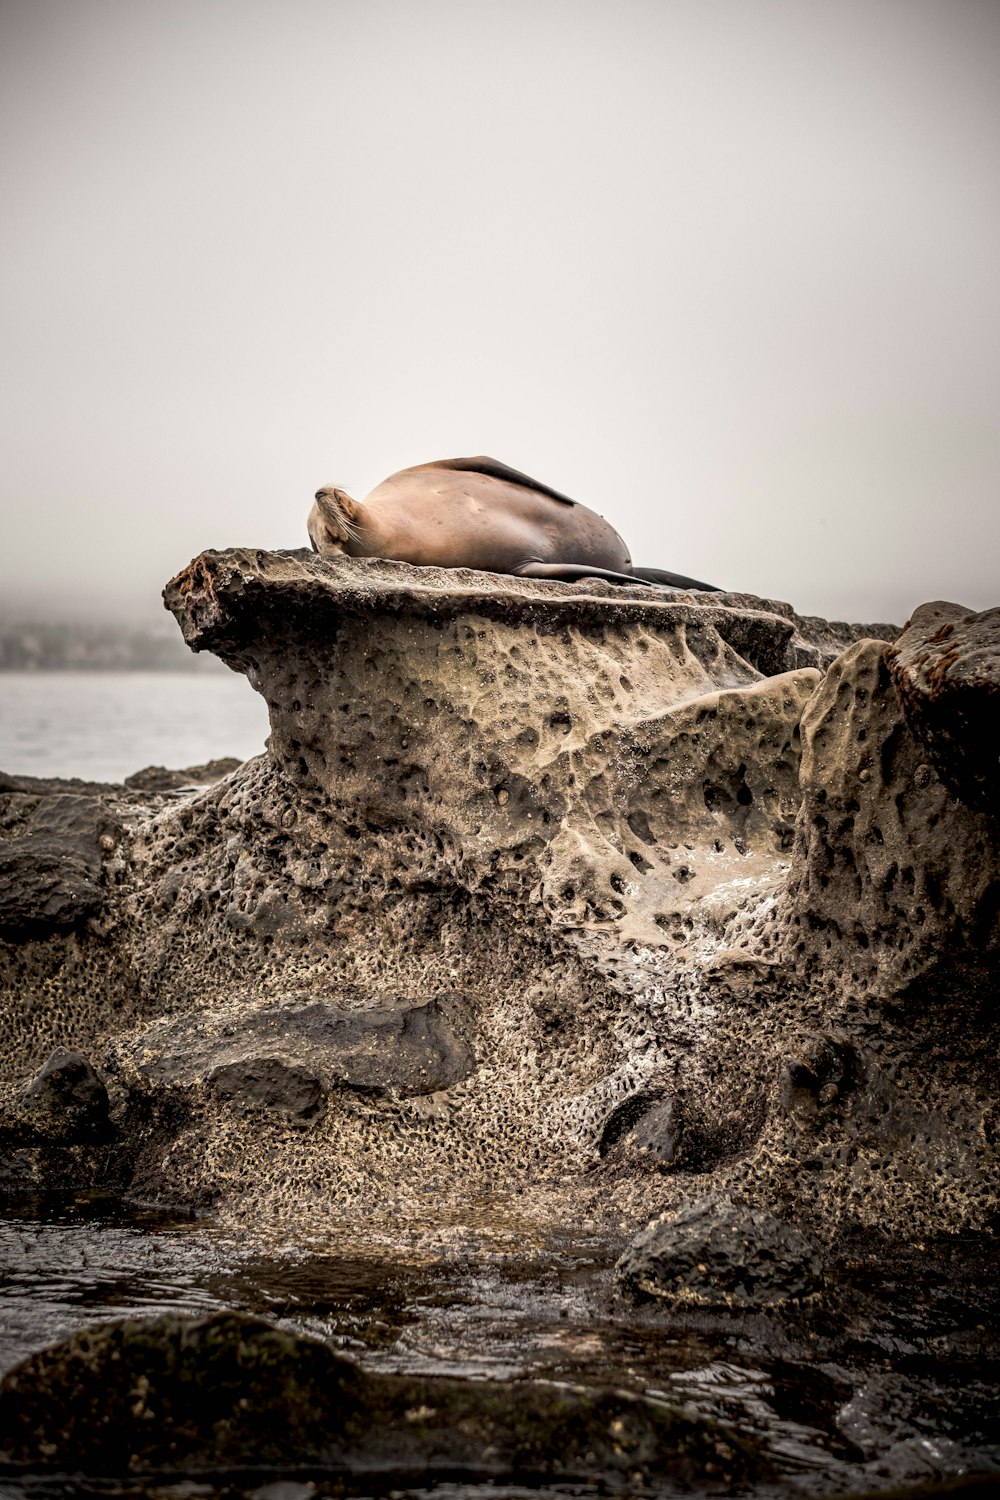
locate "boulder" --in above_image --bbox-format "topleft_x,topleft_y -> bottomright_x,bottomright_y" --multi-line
0,1310 -> 766,1487
0,791 -> 121,935
114,990 -> 477,1104
886,600 -> 1000,817
18,1047 -> 110,1140
617,1192 -> 822,1307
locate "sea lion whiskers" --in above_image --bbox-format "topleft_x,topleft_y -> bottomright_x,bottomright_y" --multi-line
311,486 -> 367,550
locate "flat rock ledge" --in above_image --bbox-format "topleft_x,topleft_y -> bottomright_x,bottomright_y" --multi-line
0,550 -> 996,1268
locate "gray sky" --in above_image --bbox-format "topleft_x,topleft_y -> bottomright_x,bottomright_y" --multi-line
2,0 -> 998,628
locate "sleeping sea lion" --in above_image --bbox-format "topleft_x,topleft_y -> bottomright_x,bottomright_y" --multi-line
307,456 -> 719,590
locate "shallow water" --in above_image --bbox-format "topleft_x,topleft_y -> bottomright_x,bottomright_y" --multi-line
1,1195 -> 997,1499
0,671 -> 269,783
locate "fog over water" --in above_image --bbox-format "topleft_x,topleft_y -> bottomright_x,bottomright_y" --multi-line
2,0 -> 998,629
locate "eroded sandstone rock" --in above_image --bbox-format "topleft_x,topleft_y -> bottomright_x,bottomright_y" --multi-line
0,548 -> 995,1252
886,600 -> 1000,817
776,638 -> 999,1001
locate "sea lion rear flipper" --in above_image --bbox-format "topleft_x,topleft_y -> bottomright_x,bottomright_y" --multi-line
517,562 -> 653,587
430,456 -> 577,506
632,566 -> 721,592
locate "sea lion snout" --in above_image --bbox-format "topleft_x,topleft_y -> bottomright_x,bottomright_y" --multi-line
309,485 -> 364,556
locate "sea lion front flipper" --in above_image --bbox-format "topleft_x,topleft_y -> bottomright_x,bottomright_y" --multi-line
517,562 -> 653,587
429,456 -> 578,506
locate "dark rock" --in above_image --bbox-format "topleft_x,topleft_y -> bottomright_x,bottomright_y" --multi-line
208,1056 -> 323,1121
119,991 -> 477,1102
124,757 -> 242,792
19,1047 -> 110,1140
779,1032 -> 855,1121
617,1192 -> 822,1307
0,792 -> 121,935
600,1092 -> 685,1166
0,1310 -> 767,1486
886,601 -> 1000,817
0,1312 -> 361,1471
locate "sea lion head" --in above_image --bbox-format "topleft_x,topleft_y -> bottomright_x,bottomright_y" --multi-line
308,486 -> 363,556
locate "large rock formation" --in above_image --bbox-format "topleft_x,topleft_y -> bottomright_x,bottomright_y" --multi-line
1,550 -> 995,1260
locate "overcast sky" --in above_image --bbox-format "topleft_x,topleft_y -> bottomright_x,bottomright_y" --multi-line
2,0 -> 998,628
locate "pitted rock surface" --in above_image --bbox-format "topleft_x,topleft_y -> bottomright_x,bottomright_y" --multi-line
0,792 -> 122,935
617,1192 -> 822,1307
0,548 -> 996,1252
886,600 -> 1000,817
117,991 -> 477,1102
773,638 -> 999,1001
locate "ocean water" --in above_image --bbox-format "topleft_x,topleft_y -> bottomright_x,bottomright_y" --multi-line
0,671 -> 270,784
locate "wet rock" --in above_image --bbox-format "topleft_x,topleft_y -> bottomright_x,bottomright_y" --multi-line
886,601 -> 1000,818
0,1312 -> 361,1471
117,991 -> 477,1102
19,1048 -> 110,1140
617,1192 -> 822,1307
0,791 -> 121,935
124,757 -> 243,792
0,1310 -> 768,1487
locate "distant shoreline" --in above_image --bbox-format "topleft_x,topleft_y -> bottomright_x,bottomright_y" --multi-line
0,620 -> 220,672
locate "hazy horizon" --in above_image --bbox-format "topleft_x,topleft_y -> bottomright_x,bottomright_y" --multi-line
2,0 -> 998,632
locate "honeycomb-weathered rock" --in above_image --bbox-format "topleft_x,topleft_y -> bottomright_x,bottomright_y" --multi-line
776,638 -> 999,1002
886,600 -> 1000,817
0,548 -> 996,1254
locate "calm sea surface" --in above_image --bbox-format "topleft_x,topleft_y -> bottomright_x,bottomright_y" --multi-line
0,671 -> 270,783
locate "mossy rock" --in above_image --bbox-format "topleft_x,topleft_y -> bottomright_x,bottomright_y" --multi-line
0,1310 -> 769,1488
